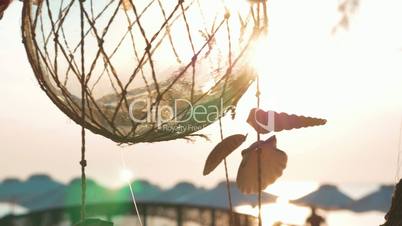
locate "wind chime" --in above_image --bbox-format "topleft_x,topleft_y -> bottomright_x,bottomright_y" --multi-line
203,4 -> 327,226
204,109 -> 326,226
17,0 -> 269,225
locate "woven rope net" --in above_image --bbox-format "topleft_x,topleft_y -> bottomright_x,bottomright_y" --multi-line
22,0 -> 267,144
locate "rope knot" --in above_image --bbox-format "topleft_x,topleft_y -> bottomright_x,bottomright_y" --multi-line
226,68 -> 232,75
53,33 -> 59,42
145,44 -> 152,52
191,55 -> 198,65
80,160 -> 87,167
98,39 -> 104,47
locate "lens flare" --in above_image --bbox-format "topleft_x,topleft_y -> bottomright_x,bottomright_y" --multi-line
119,169 -> 134,183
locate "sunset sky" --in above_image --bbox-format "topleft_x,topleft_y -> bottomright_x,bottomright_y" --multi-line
1,0 -> 402,192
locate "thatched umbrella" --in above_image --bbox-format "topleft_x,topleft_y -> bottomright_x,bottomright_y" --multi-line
381,179 -> 402,226
293,185 -> 353,210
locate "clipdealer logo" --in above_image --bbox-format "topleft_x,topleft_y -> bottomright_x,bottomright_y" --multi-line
128,98 -> 235,132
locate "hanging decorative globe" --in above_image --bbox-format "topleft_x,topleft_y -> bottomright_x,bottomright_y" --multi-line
22,0 -> 266,144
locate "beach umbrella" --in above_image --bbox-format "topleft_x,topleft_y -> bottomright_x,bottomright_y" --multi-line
178,181 -> 276,208
348,185 -> 393,213
293,185 -> 354,210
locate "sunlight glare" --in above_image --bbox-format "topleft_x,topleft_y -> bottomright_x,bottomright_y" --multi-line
119,168 -> 134,183
236,200 -> 311,226
235,181 -> 320,226
251,35 -> 270,78
265,181 -> 320,200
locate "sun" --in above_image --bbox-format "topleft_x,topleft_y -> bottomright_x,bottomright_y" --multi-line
250,35 -> 271,78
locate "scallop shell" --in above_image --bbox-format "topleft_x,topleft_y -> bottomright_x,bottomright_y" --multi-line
236,136 -> 287,194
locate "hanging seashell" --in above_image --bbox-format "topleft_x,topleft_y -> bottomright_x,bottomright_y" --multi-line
0,0 -> 12,20
74,218 -> 113,226
247,108 -> 327,134
236,135 -> 287,194
203,134 -> 247,175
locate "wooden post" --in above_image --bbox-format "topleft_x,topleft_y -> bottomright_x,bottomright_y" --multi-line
211,209 -> 216,226
177,207 -> 183,226
143,205 -> 148,226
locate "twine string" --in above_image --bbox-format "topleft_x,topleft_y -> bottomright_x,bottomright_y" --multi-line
120,151 -> 144,226
79,0 -> 87,222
